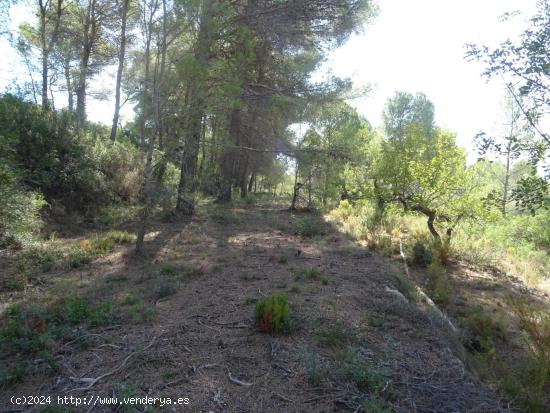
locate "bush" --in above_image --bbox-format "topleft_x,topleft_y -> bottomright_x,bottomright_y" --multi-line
316,321 -> 357,349
336,348 -> 389,391
294,216 -> 325,238
463,306 -> 507,354
254,293 -> 290,334
412,241 -> 433,266
426,261 -> 452,307
296,266 -> 321,281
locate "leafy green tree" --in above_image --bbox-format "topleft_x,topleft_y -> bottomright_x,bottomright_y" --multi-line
382,91 -> 434,143
379,124 -> 482,240
466,1 -> 549,174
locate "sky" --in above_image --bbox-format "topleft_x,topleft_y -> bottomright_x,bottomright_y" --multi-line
0,0 -> 540,156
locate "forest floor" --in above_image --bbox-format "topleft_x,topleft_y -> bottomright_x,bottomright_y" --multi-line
0,198 -> 547,412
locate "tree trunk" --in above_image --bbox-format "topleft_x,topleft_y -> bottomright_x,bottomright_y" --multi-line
502,142 -> 512,217
64,57 -> 73,111
176,0 -> 214,214
247,172 -> 255,193
290,165 -> 299,211
76,0 -> 96,126
110,0 -> 129,141
135,0 -> 159,254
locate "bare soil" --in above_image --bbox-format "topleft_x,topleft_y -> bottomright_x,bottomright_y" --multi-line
0,200 -> 530,412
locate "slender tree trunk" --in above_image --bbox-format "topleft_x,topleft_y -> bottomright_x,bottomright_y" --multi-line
64,58 -> 73,111
290,165 -> 299,211
110,0 -> 130,140
247,172 -> 255,193
176,0 -> 214,214
502,143 -> 512,217
76,0 -> 96,126
135,0 -> 159,254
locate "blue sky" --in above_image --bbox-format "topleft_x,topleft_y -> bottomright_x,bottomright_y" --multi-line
0,0 -> 539,155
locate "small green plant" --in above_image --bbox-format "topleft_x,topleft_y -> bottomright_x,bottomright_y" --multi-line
278,255 -> 289,264
17,245 -> 63,273
4,272 -> 28,291
463,306 -> 507,354
294,216 -> 325,238
0,363 -> 26,386
426,261 -> 452,307
254,293 -> 290,334
209,207 -> 240,225
363,395 -> 391,413
296,266 -> 321,281
394,273 -> 420,302
336,349 -> 390,391
126,302 -> 157,323
305,350 -> 323,386
154,281 -> 179,300
159,263 -> 177,276
316,321 -> 357,349
289,284 -> 301,293
412,241 -> 432,266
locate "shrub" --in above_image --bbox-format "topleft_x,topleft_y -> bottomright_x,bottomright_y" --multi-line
336,348 -> 389,391
294,216 -> 325,238
463,306 -> 507,354
305,350 -> 323,386
296,266 -> 321,281
254,293 -> 290,334
154,281 -> 179,300
316,321 -> 357,349
412,241 -> 432,266
426,261 -> 452,307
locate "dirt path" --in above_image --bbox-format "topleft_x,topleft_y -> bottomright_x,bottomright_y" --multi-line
1,202 -> 513,412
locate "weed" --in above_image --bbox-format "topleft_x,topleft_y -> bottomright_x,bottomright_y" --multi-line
0,363 -> 26,386
463,306 -> 507,354
426,261 -> 452,307
321,277 -> 329,285
305,350 -> 323,386
159,263 -> 177,276
393,273 -> 420,302
254,293 -> 290,334
154,281 -> 179,300
412,241 -> 432,266
316,321 -> 357,349
4,272 -> 28,291
278,255 -> 289,264
296,266 -> 321,281
363,395 -> 391,413
368,314 -> 385,328
289,284 -> 301,293
126,302 -> 156,323
209,208 -> 241,225
294,216 -> 325,238
17,245 -> 63,273
336,348 -> 389,391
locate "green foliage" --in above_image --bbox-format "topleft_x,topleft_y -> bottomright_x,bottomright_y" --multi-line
254,293 -> 290,334
394,273 -> 420,303
294,216 -> 325,238
335,348 -> 389,391
305,350 -> 323,386
316,321 -> 357,349
154,281 -> 179,300
296,266 -> 321,281
463,306 -> 507,355
0,297 -> 113,361
426,261 -> 452,307
412,240 -> 433,266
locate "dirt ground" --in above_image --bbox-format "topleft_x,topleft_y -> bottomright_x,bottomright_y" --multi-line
0,200 -> 531,412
